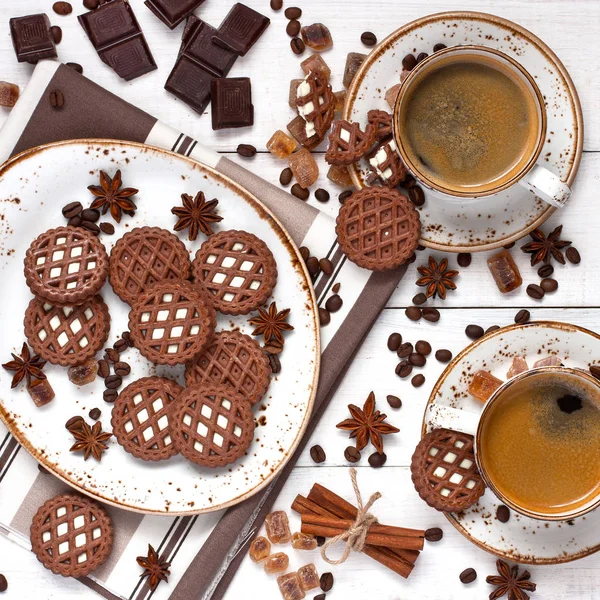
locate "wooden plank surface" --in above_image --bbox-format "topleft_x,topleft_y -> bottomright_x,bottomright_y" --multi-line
0,0 -> 599,599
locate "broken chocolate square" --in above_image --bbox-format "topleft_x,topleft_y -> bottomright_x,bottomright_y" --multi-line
10,14 -> 57,64
144,0 -> 206,30
165,55 -> 214,114
212,3 -> 270,56
182,20 -> 238,77
211,77 -> 254,130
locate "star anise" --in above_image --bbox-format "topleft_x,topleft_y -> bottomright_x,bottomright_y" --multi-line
137,544 -> 171,591
70,421 -> 112,461
336,392 -> 399,454
248,302 -> 294,346
2,343 -> 46,389
415,256 -> 459,299
521,225 -> 571,266
486,559 -> 537,600
88,169 -> 138,223
171,191 -> 223,241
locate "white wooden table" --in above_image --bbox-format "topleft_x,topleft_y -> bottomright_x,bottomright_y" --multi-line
1,0 -> 599,598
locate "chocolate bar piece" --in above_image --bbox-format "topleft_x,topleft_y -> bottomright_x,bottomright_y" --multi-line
10,14 -> 57,64
211,77 -> 254,130
78,0 -> 156,80
145,0 -> 206,30
212,3 -> 270,57
181,14 -> 202,47
165,56 -> 214,114
181,20 -> 237,77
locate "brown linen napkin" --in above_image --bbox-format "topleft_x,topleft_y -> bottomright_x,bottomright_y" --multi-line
0,61 -> 407,600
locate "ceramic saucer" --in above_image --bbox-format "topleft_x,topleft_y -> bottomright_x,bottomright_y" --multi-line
344,11 -> 583,253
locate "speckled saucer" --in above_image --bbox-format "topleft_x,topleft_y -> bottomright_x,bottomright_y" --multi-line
345,12 -> 583,252
423,321 -> 600,564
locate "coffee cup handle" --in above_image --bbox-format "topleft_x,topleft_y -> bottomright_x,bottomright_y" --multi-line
425,404 -> 480,436
518,164 -> 571,208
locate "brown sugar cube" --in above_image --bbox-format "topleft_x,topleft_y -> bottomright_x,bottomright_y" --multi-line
289,148 -> 319,188
297,564 -> 320,591
287,116 -> 321,150
385,83 -> 402,109
301,23 -> 333,52
265,511 -> 292,543
264,552 -> 290,574
291,532 -> 318,550
343,52 -> 367,88
507,356 -> 528,378
533,356 -> 562,368
0,81 -> 19,107
289,78 -> 304,108
487,250 -> 523,293
327,164 -> 352,187
267,130 -> 297,159
27,379 -> 55,407
249,536 -> 271,562
469,370 -> 503,402
300,53 -> 331,83
277,572 -> 306,600
333,89 -> 347,114
68,359 -> 98,386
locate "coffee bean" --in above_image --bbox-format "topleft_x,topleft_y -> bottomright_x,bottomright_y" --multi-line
403,174 -> 417,188
514,309 -> 530,324
424,527 -> 443,542
540,278 -> 558,293
344,446 -> 361,463
361,31 -> 377,46
459,568 -> 477,584
103,389 -> 118,403
395,361 -> 412,378
315,188 -> 330,203
566,246 -> 581,264
526,283 -> 545,300
387,395 -> 402,409
97,359 -> 110,378
325,294 -> 343,313
433,43 -> 447,52
62,201 -> 83,218
339,190 -> 352,204
416,52 -> 429,63
590,365 -> 600,381
81,221 -> 100,235
50,26 -> 63,44
368,452 -> 387,468
66,62 -> 84,74
504,242 -> 515,249
237,144 -> 257,157
270,0 -> 283,10
422,307 -> 440,322
105,348 -> 120,363
405,306 -> 422,321
397,342 -> 413,358
65,416 -> 84,431
415,340 -> 432,356
67,216 -> 82,227
435,349 -> 452,363
310,444 -> 326,464
53,1 -> 73,15
280,167 -> 293,185
306,256 -> 320,276
320,572 -> 333,592
285,7 -> 302,19
49,89 -> 65,109
290,37 -> 306,55
38,463 -> 50,475
332,282 -> 341,294
299,246 -> 310,262
83,0 -> 99,9
99,222 -> 115,235
265,339 -> 283,355
457,253 -> 472,267
319,307 -> 331,326
316,536 -> 326,547
402,53 -> 417,71
412,292 -> 427,305
496,504 -> 511,523
485,325 -> 500,334
0,574 -> 7,593
412,374 -> 425,387
286,19 -> 301,37
408,185 -> 425,207
406,252 -> 417,264
268,353 -> 281,373
81,208 -> 100,222
409,352 -> 426,367
105,374 -> 122,390
114,361 -> 130,376
319,258 -> 334,275
291,183 -> 309,200
465,324 -> 484,340
538,264 -> 554,278
89,408 -> 101,420
387,332 -> 402,351
122,331 -> 134,347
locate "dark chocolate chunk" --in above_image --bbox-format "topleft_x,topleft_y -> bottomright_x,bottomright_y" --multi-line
181,20 -> 238,77
144,0 -> 206,30
165,56 -> 214,114
211,77 -> 254,130
10,14 -> 57,64
212,3 -> 270,57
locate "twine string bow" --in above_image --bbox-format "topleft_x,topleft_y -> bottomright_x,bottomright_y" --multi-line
321,467 -> 381,565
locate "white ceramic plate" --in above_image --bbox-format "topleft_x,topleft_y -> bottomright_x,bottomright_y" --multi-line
423,321 -> 600,564
344,11 -> 583,252
0,140 -> 319,515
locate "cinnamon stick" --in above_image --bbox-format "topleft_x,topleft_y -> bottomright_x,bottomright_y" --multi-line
302,513 -> 425,539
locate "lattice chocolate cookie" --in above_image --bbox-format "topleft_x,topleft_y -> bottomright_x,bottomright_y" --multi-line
24,295 -> 111,366
367,109 -> 393,141
192,230 -> 278,315
170,383 -> 255,468
366,137 -> 407,188
410,428 -> 486,512
185,331 -> 271,406
128,279 -> 215,365
109,226 -> 191,306
325,120 -> 376,166
24,226 -> 109,306
30,493 -> 113,578
111,376 -> 183,461
335,187 -> 421,271
295,73 -> 335,140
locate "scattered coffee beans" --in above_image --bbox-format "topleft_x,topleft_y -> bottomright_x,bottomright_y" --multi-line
325,294 -> 342,313
286,19 -> 301,37
0,574 -> 7,593
405,306 -> 422,321
105,348 -> 120,363
538,264 -> 554,278
412,293 -> 427,305
280,167 -> 293,185
395,362 -> 412,378
65,416 -> 84,431
332,282 -> 341,294
590,366 -> 600,381
387,332 -> 402,351
299,246 -> 310,261
82,221 -> 100,235
270,0 -> 283,9
416,52 -> 428,63
114,362 -> 131,376
415,340 -> 432,356
433,43 -> 447,52
361,31 -> 377,46
338,190 -> 352,204
397,342 -> 413,358
103,389 -> 118,403
290,37 -> 306,54
457,253 -> 472,267
496,504 -> 511,523
526,283 -> 545,300
268,353 -> 282,374
368,452 -> 387,468
319,258 -> 334,275
316,536 -> 326,547
386,395 -> 402,409
49,89 -> 65,109
89,408 -> 101,420
459,568 -> 477,584
402,53 -> 417,70
99,222 -> 115,235
105,374 -> 122,390
97,360 -> 110,378
81,208 -> 100,222
310,445 -> 326,463
315,188 -> 330,202
50,25 -> 62,44
83,0 -> 99,9
514,309 -> 530,324
62,201 -> 82,218
291,183 -> 309,200
409,352 -> 426,367
566,246 -> 581,264
344,446 -> 361,463
408,185 -> 425,207
53,1 -> 73,15
424,527 -> 443,542
435,349 -> 452,363
320,572 -> 334,592
306,256 -> 320,277
540,278 -> 558,293
319,307 -> 331,326
411,374 -> 425,387
68,216 -> 82,227
285,7 -> 302,19
422,307 -> 440,322
465,324 -> 484,340
236,144 -> 256,157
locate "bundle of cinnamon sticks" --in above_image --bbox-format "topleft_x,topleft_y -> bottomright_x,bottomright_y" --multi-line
292,483 -> 425,578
